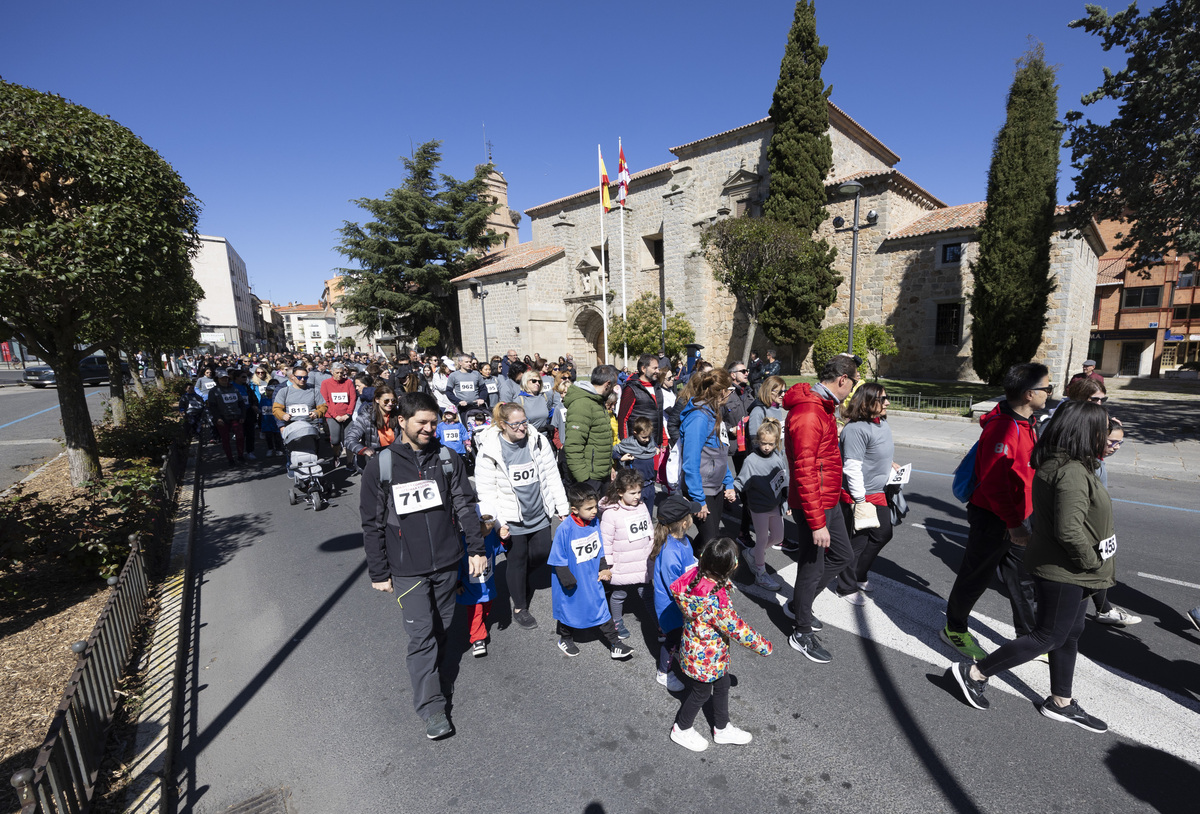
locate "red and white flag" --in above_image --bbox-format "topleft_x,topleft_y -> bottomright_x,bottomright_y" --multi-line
617,139 -> 630,207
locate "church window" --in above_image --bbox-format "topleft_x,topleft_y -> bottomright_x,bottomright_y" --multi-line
941,243 -> 962,264
935,302 -> 963,346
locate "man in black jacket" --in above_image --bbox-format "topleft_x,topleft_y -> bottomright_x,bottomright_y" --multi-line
360,391 -> 486,740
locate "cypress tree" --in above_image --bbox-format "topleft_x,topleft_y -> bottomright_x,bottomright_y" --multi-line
759,0 -> 840,349
969,44 -> 1061,385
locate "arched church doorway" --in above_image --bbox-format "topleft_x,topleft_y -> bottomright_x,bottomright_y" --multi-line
573,307 -> 606,368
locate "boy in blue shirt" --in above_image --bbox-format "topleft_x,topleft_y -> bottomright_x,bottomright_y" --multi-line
549,484 -> 635,659
457,512 -> 509,658
436,406 -> 471,455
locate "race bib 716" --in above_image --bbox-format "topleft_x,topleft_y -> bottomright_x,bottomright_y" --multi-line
391,479 -> 443,515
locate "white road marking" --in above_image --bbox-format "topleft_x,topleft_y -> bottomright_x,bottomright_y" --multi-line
0,438 -> 60,446
744,562 -> 1200,766
1137,572 -> 1200,591
911,522 -> 969,539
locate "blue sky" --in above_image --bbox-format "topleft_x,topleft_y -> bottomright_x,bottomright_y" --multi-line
6,0 -> 1120,306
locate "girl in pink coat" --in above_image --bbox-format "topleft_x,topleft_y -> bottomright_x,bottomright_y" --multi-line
668,537 -> 772,752
599,469 -> 654,641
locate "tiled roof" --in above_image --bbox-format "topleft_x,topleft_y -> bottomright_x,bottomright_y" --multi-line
825,169 -> 947,209
668,101 -> 901,165
1097,257 -> 1127,286
525,162 -> 676,216
887,202 -> 1076,241
450,244 -> 565,283
275,303 -> 327,313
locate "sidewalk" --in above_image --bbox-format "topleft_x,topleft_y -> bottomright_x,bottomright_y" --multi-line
887,408 -> 1200,484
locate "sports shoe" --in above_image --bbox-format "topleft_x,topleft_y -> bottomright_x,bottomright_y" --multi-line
838,590 -> 868,606
614,618 -> 631,640
811,616 -> 823,632
557,637 -> 580,657
949,661 -> 989,710
472,640 -> 487,658
610,641 -> 634,660
1038,698 -> 1107,733
772,539 -> 800,553
1033,652 -> 1050,664
670,724 -> 708,752
753,566 -> 783,592
425,710 -> 453,740
656,670 -> 685,692
1095,607 -> 1141,625
788,631 -> 831,663
857,580 -> 874,593
245,452 -> 257,461
780,604 -> 822,631
940,626 -> 987,661
736,534 -> 754,550
712,722 -> 753,745
513,609 -> 538,630
1189,607 -> 1200,632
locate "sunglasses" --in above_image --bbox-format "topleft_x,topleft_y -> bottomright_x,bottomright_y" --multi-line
379,398 -> 395,405
1088,396 -> 1109,404
1030,385 -> 1054,394
1106,439 -> 1123,448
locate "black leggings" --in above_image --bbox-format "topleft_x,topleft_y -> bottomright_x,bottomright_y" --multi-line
692,492 -> 726,554
835,502 -> 894,594
978,578 -> 1090,699
506,526 -> 552,610
675,673 -> 730,730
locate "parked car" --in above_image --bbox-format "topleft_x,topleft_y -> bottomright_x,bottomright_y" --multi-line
23,356 -> 132,388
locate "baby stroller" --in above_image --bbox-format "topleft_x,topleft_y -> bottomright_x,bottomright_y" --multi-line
281,419 -> 331,510
461,406 -> 492,473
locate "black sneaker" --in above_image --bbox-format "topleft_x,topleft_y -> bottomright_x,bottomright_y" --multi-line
425,710 -> 453,740
1038,698 -> 1107,733
610,641 -> 634,660
558,637 -> 580,657
513,609 -> 538,630
614,618 -> 631,640
811,616 -> 823,632
949,661 -> 990,710
772,539 -> 801,553
787,632 -> 831,663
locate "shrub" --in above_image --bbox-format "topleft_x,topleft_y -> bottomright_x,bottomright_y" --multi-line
810,323 -> 897,380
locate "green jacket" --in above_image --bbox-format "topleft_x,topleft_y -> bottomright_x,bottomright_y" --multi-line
1024,451 -> 1116,590
562,381 -> 613,482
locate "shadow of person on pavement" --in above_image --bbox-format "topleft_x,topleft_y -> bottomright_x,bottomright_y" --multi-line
1104,741 -> 1200,813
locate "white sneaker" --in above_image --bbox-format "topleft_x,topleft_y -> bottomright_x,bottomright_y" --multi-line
670,724 -> 708,752
839,590 -> 868,606
712,722 -> 753,745
245,452 -> 257,461
656,670 -> 685,692
857,580 -> 874,593
753,566 -> 782,592
1095,607 -> 1141,625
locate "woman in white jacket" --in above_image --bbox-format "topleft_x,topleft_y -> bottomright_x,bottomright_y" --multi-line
474,401 -> 569,630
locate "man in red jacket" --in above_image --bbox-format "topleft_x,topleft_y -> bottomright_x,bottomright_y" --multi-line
941,363 -> 1049,660
783,355 -> 860,663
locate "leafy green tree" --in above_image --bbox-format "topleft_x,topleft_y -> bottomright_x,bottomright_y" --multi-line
324,340 -> 336,350
701,216 -> 810,363
811,323 -> 897,379
1066,0 -> 1200,271
969,44 -> 1061,385
607,293 -> 695,361
759,0 -> 841,349
0,81 -> 200,484
416,326 -> 441,351
340,336 -> 356,350
335,142 -> 501,345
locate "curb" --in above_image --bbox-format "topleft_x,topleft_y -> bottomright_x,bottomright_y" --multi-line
122,437 -> 200,813
886,408 -> 975,424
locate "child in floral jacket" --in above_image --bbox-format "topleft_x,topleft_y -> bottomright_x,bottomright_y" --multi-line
667,537 -> 772,752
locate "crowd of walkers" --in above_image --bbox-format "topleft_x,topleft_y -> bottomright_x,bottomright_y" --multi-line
178,345 -> 1153,746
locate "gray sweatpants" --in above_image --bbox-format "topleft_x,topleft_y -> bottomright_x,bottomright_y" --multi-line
393,567 -> 458,720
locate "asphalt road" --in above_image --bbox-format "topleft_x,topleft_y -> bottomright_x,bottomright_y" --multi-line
174,444 -> 1199,814
0,384 -> 109,492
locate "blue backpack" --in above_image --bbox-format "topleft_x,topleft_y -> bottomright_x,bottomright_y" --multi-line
951,442 -> 979,503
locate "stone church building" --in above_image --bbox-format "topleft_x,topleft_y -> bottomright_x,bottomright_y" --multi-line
452,101 -> 1104,386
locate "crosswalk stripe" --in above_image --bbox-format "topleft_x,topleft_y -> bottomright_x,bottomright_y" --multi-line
740,562 -> 1200,765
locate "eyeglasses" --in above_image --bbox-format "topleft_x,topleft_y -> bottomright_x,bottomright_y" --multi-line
1088,396 -> 1109,404
1106,439 -> 1123,448
505,420 -> 528,429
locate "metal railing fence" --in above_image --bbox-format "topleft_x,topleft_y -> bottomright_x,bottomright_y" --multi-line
888,393 -> 973,412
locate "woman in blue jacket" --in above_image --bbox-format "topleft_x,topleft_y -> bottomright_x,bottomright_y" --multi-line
678,368 -> 735,553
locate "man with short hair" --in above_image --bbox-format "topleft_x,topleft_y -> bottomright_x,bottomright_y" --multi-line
207,369 -> 248,466
498,360 -> 526,404
446,354 -> 486,412
310,359 -> 331,391
360,391 -> 486,740
1069,360 -> 1104,386
617,353 -> 665,445
761,349 -> 781,380
783,355 -> 860,664
563,365 -> 619,492
273,364 -> 328,427
501,348 -> 519,379
941,363 -> 1050,660
748,350 -> 764,391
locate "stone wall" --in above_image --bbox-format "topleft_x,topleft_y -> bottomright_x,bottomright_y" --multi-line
1033,229 -> 1102,387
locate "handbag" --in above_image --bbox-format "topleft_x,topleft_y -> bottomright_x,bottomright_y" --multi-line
853,501 -> 881,532
886,484 -> 909,526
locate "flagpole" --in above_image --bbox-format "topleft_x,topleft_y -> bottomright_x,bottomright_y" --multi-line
619,138 -> 628,372
598,144 -> 609,366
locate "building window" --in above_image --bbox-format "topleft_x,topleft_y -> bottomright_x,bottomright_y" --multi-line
1174,304 -> 1200,321
1178,272 -> 1195,289
1122,287 -> 1162,309
941,243 -> 962,264
935,302 -> 963,346
1092,294 -> 1101,325
641,234 -> 664,269
1161,346 -> 1177,367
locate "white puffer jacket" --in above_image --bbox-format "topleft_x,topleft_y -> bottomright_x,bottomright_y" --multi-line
474,424 -> 568,524
598,497 -> 654,586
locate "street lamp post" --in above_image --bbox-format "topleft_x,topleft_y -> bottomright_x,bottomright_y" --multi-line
833,179 -> 878,355
470,281 -> 490,360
